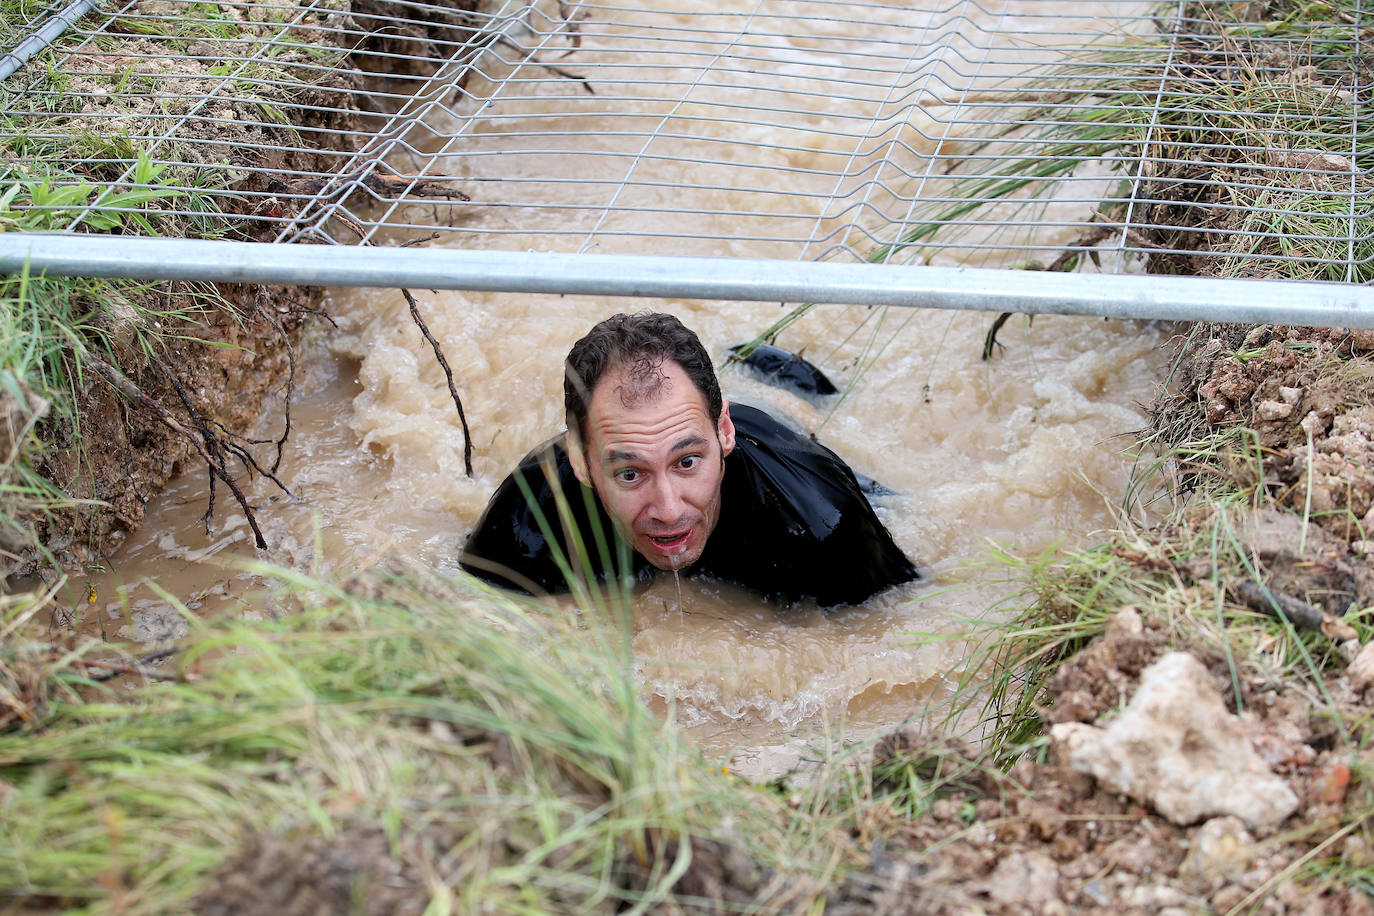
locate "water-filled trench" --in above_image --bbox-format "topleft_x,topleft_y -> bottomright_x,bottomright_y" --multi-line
87,0 -> 1167,767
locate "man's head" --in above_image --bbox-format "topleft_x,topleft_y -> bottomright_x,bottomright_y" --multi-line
564,313 -> 735,571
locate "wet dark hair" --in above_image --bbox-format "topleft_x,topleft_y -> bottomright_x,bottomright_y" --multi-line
564,312 -> 722,441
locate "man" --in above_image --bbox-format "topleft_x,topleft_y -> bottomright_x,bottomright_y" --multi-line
460,312 -> 918,606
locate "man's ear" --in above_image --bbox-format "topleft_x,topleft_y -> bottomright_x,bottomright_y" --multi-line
717,400 -> 736,457
566,429 -> 591,486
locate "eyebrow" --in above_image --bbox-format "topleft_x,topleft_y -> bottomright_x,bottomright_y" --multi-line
671,434 -> 710,453
603,435 -> 709,465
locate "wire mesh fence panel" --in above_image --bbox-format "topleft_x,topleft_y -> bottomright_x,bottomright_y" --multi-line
1,0 -> 1369,283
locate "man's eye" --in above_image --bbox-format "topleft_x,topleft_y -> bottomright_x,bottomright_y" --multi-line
678,455 -> 700,470
614,468 -> 639,483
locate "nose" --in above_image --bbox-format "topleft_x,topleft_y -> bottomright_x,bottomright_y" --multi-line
645,474 -> 687,524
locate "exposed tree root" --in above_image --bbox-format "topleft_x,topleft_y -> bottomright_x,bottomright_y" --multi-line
154,355 -> 293,526
269,318 -> 295,475
82,350 -> 271,549
272,170 -> 473,203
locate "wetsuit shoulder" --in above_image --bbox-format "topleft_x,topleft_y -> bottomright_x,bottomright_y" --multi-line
459,436 -> 638,594
695,404 -> 919,606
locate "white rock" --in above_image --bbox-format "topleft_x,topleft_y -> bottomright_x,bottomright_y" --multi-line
1125,884 -> 1190,908
1181,816 -> 1256,883
1109,605 -> 1143,636
727,744 -> 802,783
1347,642 -> 1374,693
1255,400 -> 1292,421
1279,386 -> 1304,405
985,851 -> 1060,907
1300,410 -> 1328,437
1051,652 -> 1298,828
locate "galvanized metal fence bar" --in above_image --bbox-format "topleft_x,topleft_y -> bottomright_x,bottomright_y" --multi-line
3,232 -> 1373,328
0,0 -> 104,81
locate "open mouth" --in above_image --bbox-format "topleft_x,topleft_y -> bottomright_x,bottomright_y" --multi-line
647,531 -> 691,554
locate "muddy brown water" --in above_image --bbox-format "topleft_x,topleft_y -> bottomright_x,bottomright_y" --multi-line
71,0 -> 1166,771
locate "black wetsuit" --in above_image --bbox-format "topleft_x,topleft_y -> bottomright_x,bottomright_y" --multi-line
459,404 -> 919,606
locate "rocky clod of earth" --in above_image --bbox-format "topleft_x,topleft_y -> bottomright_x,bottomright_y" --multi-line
1165,326 -> 1374,607
1053,650 -> 1298,828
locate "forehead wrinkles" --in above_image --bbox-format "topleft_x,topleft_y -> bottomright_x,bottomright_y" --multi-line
593,406 -> 713,458
587,361 -> 713,459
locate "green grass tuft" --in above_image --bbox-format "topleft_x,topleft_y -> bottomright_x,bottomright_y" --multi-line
0,564 -> 831,913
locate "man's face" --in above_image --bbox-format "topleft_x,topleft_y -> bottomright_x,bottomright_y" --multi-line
569,358 -> 735,571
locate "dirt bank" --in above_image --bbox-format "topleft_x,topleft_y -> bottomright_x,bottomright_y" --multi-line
33,285 -> 306,564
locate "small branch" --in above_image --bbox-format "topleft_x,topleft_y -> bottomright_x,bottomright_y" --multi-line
1231,579 -> 1357,641
84,351 -> 269,549
982,312 -> 1015,361
402,288 -> 475,477
271,363 -> 294,475
155,355 -> 229,531
156,357 -> 292,523
557,0 -> 586,56
223,439 -> 293,494
1044,224 -> 1114,273
493,35 -> 594,93
79,648 -> 182,683
268,311 -> 295,474
332,212 -> 476,477
982,224 -> 1116,360
284,171 -> 472,202
281,304 -> 339,328
400,232 -> 441,249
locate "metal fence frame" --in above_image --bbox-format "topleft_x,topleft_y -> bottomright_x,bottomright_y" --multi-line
1,0 -> 1370,324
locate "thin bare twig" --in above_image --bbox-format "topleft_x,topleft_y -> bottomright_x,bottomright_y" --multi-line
267,311 -> 295,474
332,212 -> 475,477
281,170 -> 472,202
401,287 -> 474,477
492,35 -> 593,93
79,648 -> 182,683
84,351 -> 269,549
1231,579 -> 1357,641
154,357 -> 293,509
982,224 -> 1116,360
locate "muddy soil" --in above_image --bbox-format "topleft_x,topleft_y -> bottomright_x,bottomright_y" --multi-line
31,284 -> 305,565
826,608 -> 1374,916
816,326 -> 1374,915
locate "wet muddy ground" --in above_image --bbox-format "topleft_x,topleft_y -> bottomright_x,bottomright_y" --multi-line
179,323 -> 1374,915
812,325 -> 1374,915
